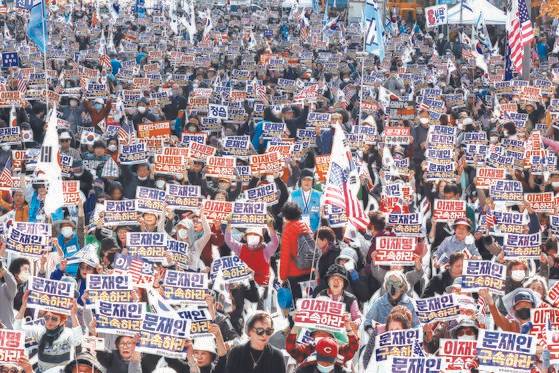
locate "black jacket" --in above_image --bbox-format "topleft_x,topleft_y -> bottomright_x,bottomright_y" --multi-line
422,270 -> 454,298
225,342 -> 285,373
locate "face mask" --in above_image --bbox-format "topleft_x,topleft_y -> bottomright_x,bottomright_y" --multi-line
61,226 -> 73,238
316,365 -> 334,373
107,144 -> 117,152
177,229 -> 188,240
137,106 -> 146,113
246,235 -> 260,247
458,334 -> 476,341
18,271 -> 30,283
552,182 -> 559,188
218,182 -> 228,190
511,270 -> 525,282
188,126 -> 197,132
503,130 -> 509,137
70,100 -> 78,107
343,261 -> 355,272
94,103 -> 103,110
515,307 -> 531,321
1,145 -> 10,151
490,136 -> 499,144
155,179 -> 166,189
137,175 -> 148,181
419,117 -> 429,125
343,78 -> 349,82
464,235 -> 474,245
265,175 -> 275,183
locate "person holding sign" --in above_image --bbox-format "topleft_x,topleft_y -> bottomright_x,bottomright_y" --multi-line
96,335 -> 142,373
432,218 -> 480,268
479,287 -> 539,333
289,169 -> 322,232
14,291 -> 83,373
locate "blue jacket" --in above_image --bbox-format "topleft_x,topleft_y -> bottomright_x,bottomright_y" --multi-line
57,234 -> 80,277
28,192 -> 64,223
289,188 -> 322,232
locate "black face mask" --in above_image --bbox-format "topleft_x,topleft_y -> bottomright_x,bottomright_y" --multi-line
515,308 -> 531,321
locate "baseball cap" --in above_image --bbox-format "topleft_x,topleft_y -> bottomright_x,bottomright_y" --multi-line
452,217 -> 471,230
513,290 -> 535,307
315,337 -> 338,363
59,131 -> 72,140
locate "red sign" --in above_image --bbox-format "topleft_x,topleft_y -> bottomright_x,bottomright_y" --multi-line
373,237 -> 416,266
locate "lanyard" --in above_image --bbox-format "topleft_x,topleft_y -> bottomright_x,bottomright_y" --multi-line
302,191 -> 311,214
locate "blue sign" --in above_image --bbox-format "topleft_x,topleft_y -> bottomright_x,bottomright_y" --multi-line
264,30 -> 273,38
2,52 -> 18,68
16,0 -> 33,9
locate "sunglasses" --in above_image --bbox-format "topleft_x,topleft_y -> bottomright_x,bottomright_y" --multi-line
253,328 -> 274,336
44,315 -> 60,322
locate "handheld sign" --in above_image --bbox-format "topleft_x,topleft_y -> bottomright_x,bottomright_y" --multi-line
104,200 -> 140,226
432,199 -> 466,222
461,260 -> 506,295
136,186 -> 166,214
28,277 -> 75,315
126,232 -> 167,263
373,328 -> 423,362
293,298 -> 345,333
210,256 -> 252,284
477,330 -> 536,373
177,308 -> 213,338
373,237 -> 416,266
165,184 -> 202,211
414,294 -> 460,324
112,254 -> 155,288
231,201 -> 267,227
0,330 -> 25,365
439,339 -> 477,372
86,274 -> 135,309
503,232 -> 541,259
95,301 -> 145,336
162,270 -> 209,305
137,313 -> 190,359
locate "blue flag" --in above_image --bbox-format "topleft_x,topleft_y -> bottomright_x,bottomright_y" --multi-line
364,0 -> 384,60
27,0 -> 48,53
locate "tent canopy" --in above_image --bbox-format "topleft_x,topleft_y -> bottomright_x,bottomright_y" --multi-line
446,0 -> 507,25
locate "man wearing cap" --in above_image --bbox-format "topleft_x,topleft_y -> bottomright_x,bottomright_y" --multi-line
289,169 -> 322,232
295,337 -> 345,373
479,287 -> 539,333
432,218 -> 480,267
59,131 -> 82,160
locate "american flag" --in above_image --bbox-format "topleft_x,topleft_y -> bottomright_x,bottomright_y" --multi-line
117,119 -> 136,145
323,124 -> 369,230
98,54 -> 111,69
17,73 -> 27,94
477,295 -> 487,315
507,0 -> 534,73
485,209 -> 495,231
253,82 -> 268,105
0,157 -> 13,189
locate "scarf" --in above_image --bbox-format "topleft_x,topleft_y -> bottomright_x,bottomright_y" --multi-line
38,325 -> 65,361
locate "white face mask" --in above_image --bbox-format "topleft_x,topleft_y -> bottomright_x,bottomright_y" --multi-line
419,117 -> 429,125
343,261 -> 355,272
107,144 -> 117,152
246,235 -> 260,247
70,100 -> 78,107
137,106 -> 146,113
61,226 -> 73,238
177,229 -> 188,240
458,334 -> 476,341
1,145 -> 10,151
464,235 -> 474,245
511,270 -> 526,282
316,364 -> 334,373
137,175 -> 148,181
265,175 -> 275,183
490,136 -> 499,144
18,271 -> 30,283
552,182 -> 559,188
155,179 -> 166,189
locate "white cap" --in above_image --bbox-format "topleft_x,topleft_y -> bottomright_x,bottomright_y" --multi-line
193,337 -> 217,355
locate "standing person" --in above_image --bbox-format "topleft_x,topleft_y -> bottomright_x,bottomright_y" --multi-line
225,311 -> 286,373
289,169 -> 322,232
279,202 -> 313,302
96,336 -> 142,373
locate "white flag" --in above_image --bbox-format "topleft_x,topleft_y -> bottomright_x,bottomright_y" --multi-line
39,108 -> 64,215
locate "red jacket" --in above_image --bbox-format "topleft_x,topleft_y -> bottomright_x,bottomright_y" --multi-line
279,220 -> 312,281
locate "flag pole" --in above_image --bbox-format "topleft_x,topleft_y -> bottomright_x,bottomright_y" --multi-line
41,0 -> 48,115
521,0 -> 531,80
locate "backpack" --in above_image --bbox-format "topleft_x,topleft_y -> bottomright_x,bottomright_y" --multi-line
295,233 -> 320,270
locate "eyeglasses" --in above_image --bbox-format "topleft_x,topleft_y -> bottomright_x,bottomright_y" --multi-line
118,341 -> 134,347
44,315 -> 60,322
253,328 -> 274,336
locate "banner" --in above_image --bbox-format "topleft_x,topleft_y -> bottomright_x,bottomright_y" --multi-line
425,4 -> 447,28
477,330 -> 536,373
373,328 -> 423,362
28,277 -> 75,315
6,227 -> 50,257
154,147 -> 190,177
0,330 -> 25,365
231,201 -> 267,227
432,199 -> 466,222
210,256 -> 252,284
293,298 -> 345,333
0,127 -> 21,145
137,121 -> 171,139
165,184 -> 202,211
202,200 -> 233,223
475,168 -> 506,189
548,282 -> 559,308
461,260 -> 506,295
243,183 -> 278,206
489,180 -> 524,203
136,186 -> 166,214
95,301 -> 145,336
261,122 -> 286,139
104,200 -> 140,226
414,294 -> 460,324
86,274 -> 134,309
387,213 -> 422,237
205,156 -> 236,179
249,151 -> 283,175
525,192 -> 554,213
222,135 -> 251,157
137,313 -> 190,359
126,232 -> 167,262
439,339 -> 477,372
162,270 -> 209,305
113,254 -> 155,288
62,180 -> 81,207
119,143 -> 149,165
177,308 -> 213,338
503,232 -> 541,259
373,237 -> 416,266
388,357 -> 442,373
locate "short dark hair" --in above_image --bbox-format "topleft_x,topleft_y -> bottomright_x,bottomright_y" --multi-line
368,211 -> 385,232
317,227 -> 336,243
246,311 -> 273,332
282,202 -> 302,221
443,183 -> 460,196
449,252 -> 465,266
9,258 -> 30,276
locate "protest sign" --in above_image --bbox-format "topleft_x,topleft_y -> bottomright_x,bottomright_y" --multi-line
104,200 -> 140,226
373,237 -> 416,266
137,121 -> 170,139
0,330 -> 25,365
293,298 -> 345,333
119,143 -> 149,165
95,301 -> 145,336
489,180 -> 524,204
113,254 -> 155,288
0,127 -> 21,145
548,282 -> 559,307
546,330 -> 559,365
210,256 -> 252,284
432,199 -> 466,222
28,277 -> 75,315
126,232 -> 167,262
243,183 -> 278,206
231,201 -> 267,227
384,127 -> 411,145
387,357 -> 442,373
461,260 -> 506,295
136,186 -> 166,214
137,313 -> 190,359
439,339 -> 477,373
503,232 -> 541,259
525,192 -> 554,213
166,239 -> 192,270
189,142 -> 216,162
162,270 -> 209,305
201,200 -> 233,223
62,180 -> 81,207
177,308 -> 213,338
222,136 -> 251,157
249,151 -> 283,175
387,213 -> 422,237
493,211 -> 525,235
475,168 -> 506,189
373,328 -> 423,362
315,155 -> 331,183
262,121 -> 286,139
205,156 -> 236,179
165,184 -> 202,211
6,227 -> 50,257
414,294 -> 460,324
86,274 -> 134,309
530,306 -> 559,349
154,147 -> 190,177
477,330 -> 536,373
